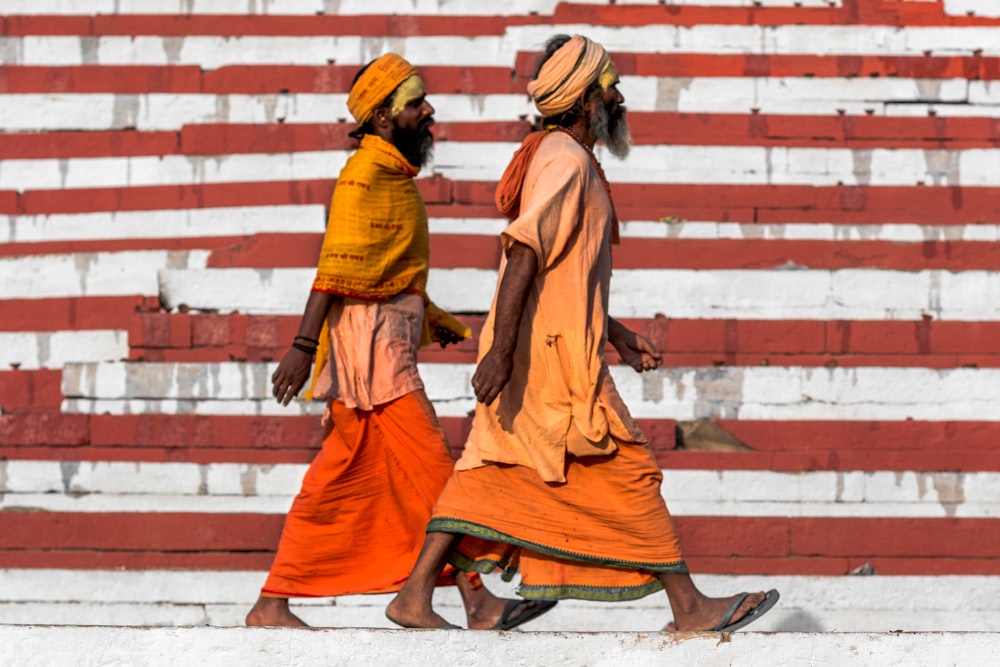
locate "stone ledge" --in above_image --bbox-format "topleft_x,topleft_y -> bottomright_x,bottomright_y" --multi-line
3,626 -> 998,667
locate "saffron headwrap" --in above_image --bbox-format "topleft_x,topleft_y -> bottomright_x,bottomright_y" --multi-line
526,35 -> 610,117
347,53 -> 417,124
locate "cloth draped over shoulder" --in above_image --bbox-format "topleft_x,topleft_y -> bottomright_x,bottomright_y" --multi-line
307,134 -> 469,398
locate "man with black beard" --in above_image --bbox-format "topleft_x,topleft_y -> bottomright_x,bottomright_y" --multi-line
246,54 -> 556,631
387,35 -> 779,633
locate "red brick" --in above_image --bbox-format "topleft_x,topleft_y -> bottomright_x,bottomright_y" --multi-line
674,517 -> 790,557
131,311 -> 191,349
0,370 -> 63,411
791,517 -> 1000,558
0,414 -> 89,446
191,313 -> 232,347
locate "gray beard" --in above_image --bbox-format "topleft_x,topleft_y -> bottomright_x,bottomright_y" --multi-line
590,100 -> 632,160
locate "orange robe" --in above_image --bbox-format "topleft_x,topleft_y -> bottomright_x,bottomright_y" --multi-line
431,132 -> 688,602
262,136 -> 462,598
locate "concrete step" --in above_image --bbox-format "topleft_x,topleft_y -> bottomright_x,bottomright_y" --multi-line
2,625 -> 998,667
2,571 -> 999,633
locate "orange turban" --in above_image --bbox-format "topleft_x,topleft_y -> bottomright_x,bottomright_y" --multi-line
347,53 -> 417,124
527,35 -> 610,117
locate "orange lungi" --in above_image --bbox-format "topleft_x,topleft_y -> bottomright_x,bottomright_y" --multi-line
262,390 -> 455,598
429,441 -> 689,602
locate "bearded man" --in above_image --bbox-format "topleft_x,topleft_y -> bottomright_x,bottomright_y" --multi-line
386,35 -> 779,632
246,53 -> 555,631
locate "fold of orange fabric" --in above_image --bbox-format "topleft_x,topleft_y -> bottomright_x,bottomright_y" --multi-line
305,134 -> 469,399
347,53 -> 417,124
494,129 -> 549,221
429,442 -> 688,602
262,392 -> 457,598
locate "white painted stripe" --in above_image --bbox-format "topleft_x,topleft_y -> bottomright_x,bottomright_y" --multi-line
0,0 -> 840,16
620,221 -> 1000,243
2,80 -> 996,132
0,572 -> 997,634
9,209 -> 1000,244
0,250 -> 209,299
0,571 -> 991,614
60,361 -> 1000,421
2,462 -> 994,518
944,0 -> 1000,18
0,331 -> 127,370
2,206 -> 327,243
7,209 -> 1000,244
3,27 -> 998,69
4,145 -> 999,191
156,267 -> 1000,321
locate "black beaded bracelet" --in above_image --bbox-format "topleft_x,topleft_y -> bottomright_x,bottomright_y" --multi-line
295,335 -> 320,345
291,341 -> 317,355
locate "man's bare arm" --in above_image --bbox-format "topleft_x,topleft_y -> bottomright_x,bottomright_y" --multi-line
607,317 -> 663,373
272,290 -> 338,406
471,241 -> 538,405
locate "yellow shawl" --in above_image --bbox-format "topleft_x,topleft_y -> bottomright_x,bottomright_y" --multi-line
307,134 -> 469,397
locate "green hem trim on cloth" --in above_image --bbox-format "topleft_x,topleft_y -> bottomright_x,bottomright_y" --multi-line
518,579 -> 666,603
428,517 -> 690,574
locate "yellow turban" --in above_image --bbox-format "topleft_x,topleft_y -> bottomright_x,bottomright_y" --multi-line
347,53 -> 417,124
526,35 -> 610,117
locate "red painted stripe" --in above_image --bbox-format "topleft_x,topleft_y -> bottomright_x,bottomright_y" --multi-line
5,414 -> 1000,471
0,296 -> 151,331
197,233 -> 1000,272
1,514 -> 996,575
4,1 -> 1000,37
0,370 -> 63,412
5,113 -> 997,159
13,181 -> 1000,224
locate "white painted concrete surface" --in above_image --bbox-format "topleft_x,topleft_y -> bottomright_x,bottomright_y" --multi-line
0,331 -> 128,370
3,462 -> 993,518
2,571 -> 1000,634
3,626 -> 997,667
156,266 -> 1000,321
59,360 -> 1000,420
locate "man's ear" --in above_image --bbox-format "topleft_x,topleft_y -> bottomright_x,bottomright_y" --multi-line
372,106 -> 392,131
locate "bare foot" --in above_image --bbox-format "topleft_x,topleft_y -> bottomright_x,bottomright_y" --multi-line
245,597 -> 309,627
385,592 -> 456,629
671,591 -> 766,632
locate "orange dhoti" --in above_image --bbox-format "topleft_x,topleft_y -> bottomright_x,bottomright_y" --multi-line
429,441 -> 689,602
262,390 -> 455,598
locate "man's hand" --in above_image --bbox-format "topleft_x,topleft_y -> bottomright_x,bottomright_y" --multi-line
271,347 -> 314,406
610,324 -> 663,373
470,346 -> 513,406
433,325 -> 465,348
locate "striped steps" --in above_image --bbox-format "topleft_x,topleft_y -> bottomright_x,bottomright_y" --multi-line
2,571 -> 999,633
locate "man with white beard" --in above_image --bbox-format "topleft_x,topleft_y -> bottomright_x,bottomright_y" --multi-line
386,34 -> 779,633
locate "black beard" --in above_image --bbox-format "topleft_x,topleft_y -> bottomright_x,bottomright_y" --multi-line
590,99 -> 632,160
392,121 -> 435,169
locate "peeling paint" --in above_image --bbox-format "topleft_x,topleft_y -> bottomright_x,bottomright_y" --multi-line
692,368 -> 745,419
112,95 -> 140,130
0,460 -> 7,493
851,149 -> 873,187
654,77 -> 693,112
197,465 -> 209,495
240,466 -> 258,497
161,37 -> 185,65
930,472 -> 966,518
60,461 -> 81,494
73,254 -> 98,297
79,37 -> 99,65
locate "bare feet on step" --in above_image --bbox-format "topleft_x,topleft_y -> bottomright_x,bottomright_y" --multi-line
245,597 -> 309,627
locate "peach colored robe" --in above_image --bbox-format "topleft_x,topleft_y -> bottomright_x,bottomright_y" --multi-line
457,131 -> 645,483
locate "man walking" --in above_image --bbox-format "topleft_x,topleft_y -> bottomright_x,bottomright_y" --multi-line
386,35 -> 779,632
246,53 -> 555,631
